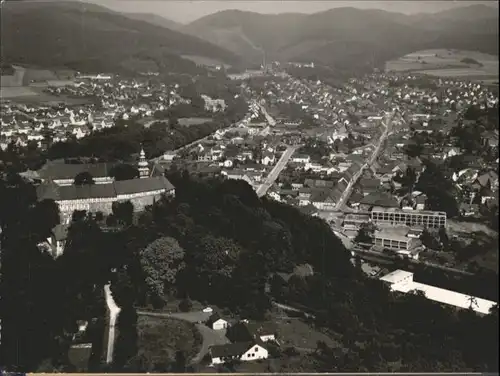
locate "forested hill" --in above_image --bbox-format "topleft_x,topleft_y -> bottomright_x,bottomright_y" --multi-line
1,168 -> 498,372
1,1 -> 240,75
184,5 -> 498,73
121,13 -> 183,31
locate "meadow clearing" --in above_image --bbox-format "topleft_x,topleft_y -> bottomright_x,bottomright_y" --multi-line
386,49 -> 498,82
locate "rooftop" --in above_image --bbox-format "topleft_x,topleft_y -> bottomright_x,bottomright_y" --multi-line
374,226 -> 412,242
380,269 -> 413,284
371,207 -> 447,216
381,270 -> 497,315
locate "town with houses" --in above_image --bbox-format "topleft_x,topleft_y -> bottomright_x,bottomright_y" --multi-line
1,63 -> 499,370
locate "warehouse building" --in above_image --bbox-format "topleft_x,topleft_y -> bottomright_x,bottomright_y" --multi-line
380,270 -> 497,315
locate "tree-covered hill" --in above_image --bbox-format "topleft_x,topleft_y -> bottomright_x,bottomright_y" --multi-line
1,1 -> 240,75
1,168 -> 498,372
184,5 -> 498,74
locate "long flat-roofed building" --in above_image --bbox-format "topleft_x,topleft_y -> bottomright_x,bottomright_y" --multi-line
374,227 -> 416,251
380,270 -> 497,315
371,206 -> 446,229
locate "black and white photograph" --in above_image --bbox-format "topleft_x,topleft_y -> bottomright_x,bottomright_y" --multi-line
0,0 -> 498,373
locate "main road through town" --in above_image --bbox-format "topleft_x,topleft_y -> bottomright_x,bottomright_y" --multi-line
258,102 -> 276,126
334,111 -> 394,210
256,145 -> 299,197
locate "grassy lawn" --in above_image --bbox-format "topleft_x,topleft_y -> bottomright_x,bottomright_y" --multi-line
386,49 -> 499,82
275,316 -> 340,350
137,316 -> 202,365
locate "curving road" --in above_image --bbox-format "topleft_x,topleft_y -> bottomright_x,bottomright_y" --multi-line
334,112 -> 394,210
104,284 -> 121,364
256,145 -> 298,197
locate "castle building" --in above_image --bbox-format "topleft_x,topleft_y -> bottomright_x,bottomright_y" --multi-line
35,151 -> 175,223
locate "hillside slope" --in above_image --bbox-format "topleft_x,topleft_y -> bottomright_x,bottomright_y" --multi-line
121,12 -> 183,31
1,1 -> 240,75
185,5 -> 499,73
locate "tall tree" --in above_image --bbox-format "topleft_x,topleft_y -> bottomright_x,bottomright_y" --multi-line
112,201 -> 134,226
109,164 -> 139,181
139,237 -> 186,301
74,172 -> 95,186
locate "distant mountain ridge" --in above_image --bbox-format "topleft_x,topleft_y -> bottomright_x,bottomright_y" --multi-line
183,5 -> 499,73
121,12 -> 183,31
1,1 -> 240,75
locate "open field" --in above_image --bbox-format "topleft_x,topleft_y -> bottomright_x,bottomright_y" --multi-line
0,89 -> 90,105
274,316 -> 340,350
0,86 -> 39,98
1,65 -> 80,103
1,65 -> 75,86
137,316 -> 203,366
386,49 -> 498,82
178,117 -> 213,126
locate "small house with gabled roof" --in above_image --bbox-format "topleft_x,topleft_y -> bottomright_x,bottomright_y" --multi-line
206,312 -> 229,331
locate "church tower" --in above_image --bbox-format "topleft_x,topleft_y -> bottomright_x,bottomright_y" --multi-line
138,147 -> 150,179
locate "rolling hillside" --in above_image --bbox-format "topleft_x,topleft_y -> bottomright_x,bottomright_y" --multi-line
121,12 -> 183,31
1,1 -> 240,75
184,5 -> 499,73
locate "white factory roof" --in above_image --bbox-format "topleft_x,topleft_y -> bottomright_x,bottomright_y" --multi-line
380,270 -> 413,284
380,270 -> 497,315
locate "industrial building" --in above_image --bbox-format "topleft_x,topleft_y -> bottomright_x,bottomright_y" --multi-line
371,207 -> 447,229
373,226 -> 422,259
380,270 -> 497,315
374,228 -> 415,251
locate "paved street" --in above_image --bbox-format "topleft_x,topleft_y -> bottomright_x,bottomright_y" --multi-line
334,112 -> 394,210
258,103 -> 276,126
256,145 -> 298,197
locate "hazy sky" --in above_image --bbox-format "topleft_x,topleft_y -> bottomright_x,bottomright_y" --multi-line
85,0 -> 499,23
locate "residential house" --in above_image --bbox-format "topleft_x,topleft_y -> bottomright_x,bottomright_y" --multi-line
358,178 -> 382,195
304,179 -> 335,189
209,342 -> 268,365
310,188 -> 342,210
163,151 -> 177,162
222,169 -> 255,186
226,320 -> 277,344
299,204 -> 319,217
291,154 -> 311,164
359,192 -> 399,211
221,159 -> 234,168
414,194 -> 427,210
206,313 -> 229,331
262,151 -> 276,166
46,224 -> 68,258
298,187 -> 313,206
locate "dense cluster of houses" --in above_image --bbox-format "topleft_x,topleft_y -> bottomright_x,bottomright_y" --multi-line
0,75 -> 226,150
170,71 -> 497,263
